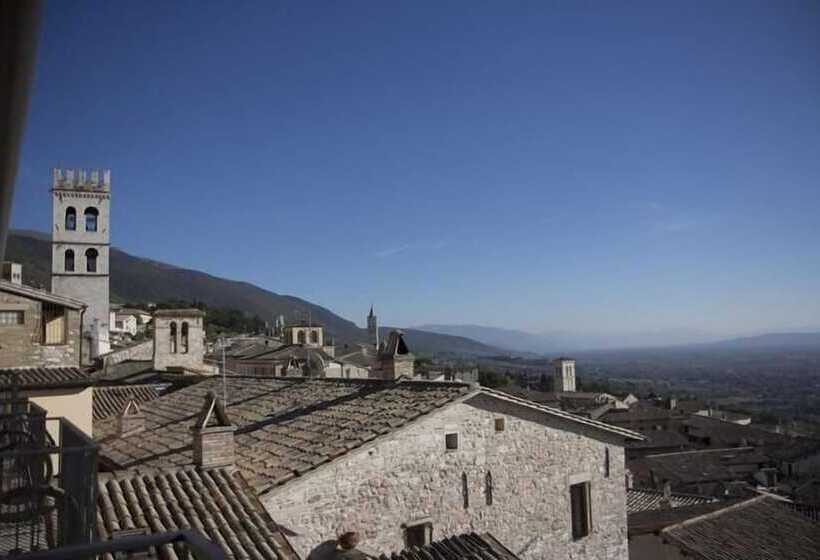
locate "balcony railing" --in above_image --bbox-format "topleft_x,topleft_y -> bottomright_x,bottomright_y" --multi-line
0,399 -> 97,557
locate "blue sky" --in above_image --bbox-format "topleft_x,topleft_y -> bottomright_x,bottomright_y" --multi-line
12,1 -> 820,336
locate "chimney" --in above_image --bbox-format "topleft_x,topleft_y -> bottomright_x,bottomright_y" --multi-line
1,262 -> 22,285
191,391 -> 235,469
117,400 -> 145,437
660,481 -> 673,508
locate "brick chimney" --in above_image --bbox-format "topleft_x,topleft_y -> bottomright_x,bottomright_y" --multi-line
191,391 -> 235,469
117,400 -> 145,437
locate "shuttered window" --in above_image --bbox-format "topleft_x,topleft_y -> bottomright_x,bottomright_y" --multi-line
570,482 -> 591,540
42,304 -> 66,344
0,311 -> 24,325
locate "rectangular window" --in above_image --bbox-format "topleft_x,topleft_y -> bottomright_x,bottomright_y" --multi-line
404,522 -> 432,548
494,418 -> 505,432
42,304 -> 66,344
570,482 -> 591,540
445,433 -> 458,450
0,310 -> 24,326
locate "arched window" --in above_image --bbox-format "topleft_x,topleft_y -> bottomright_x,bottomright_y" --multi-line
85,248 -> 98,273
65,207 -> 76,230
170,322 -> 178,354
297,330 -> 306,345
462,472 -> 469,509
64,249 -> 75,272
181,322 -> 189,353
84,207 -> 99,232
485,471 -> 493,505
310,330 -> 319,344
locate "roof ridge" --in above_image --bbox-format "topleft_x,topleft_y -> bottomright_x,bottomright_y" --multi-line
661,496 -> 767,534
646,446 -> 755,458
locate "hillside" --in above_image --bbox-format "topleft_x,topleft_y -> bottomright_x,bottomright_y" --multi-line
6,230 -> 503,357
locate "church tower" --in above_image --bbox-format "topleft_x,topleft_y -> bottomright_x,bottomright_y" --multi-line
50,168 -> 111,360
552,357 -> 576,392
367,305 -> 379,349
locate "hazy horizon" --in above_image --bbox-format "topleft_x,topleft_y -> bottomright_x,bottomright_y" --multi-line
10,1 -> 820,336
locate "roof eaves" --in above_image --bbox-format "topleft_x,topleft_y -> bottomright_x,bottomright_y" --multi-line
0,280 -> 87,309
479,387 -> 646,441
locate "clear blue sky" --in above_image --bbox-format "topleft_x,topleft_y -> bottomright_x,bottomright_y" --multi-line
11,1 -> 820,336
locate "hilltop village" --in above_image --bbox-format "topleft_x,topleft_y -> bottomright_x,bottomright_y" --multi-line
1,170 -> 819,559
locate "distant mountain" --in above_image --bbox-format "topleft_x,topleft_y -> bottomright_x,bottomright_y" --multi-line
5,230 -> 502,357
416,324 -> 722,353
706,332 -> 820,350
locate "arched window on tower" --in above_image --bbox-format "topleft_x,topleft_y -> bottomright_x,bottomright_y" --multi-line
181,322 -> 189,353
84,207 -> 99,232
170,322 -> 178,354
65,207 -> 76,231
64,249 -> 75,272
297,330 -> 306,345
310,330 -> 319,344
85,248 -> 98,273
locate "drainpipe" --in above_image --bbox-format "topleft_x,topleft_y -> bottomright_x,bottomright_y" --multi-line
79,306 -> 86,366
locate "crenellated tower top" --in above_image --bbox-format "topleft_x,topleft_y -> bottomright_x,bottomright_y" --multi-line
52,168 -> 111,192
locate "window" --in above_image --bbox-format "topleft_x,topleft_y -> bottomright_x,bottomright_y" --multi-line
604,448 -> 610,478
462,472 -> 469,509
310,330 -> 319,344
494,418 -> 505,432
570,482 -> 591,540
64,249 -> 75,272
445,433 -> 458,450
115,320 -> 124,329
85,248 -> 98,273
65,207 -> 76,230
0,311 -> 24,325
297,330 -> 306,344
170,321 -> 178,353
84,207 -> 99,231
404,522 -> 432,548
42,304 -> 66,345
181,322 -> 189,353
485,471 -> 493,505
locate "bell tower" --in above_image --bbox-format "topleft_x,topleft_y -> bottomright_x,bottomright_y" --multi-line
50,168 -> 111,360
367,305 -> 379,349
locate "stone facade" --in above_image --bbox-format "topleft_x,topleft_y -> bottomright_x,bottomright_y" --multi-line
193,425 -> 236,469
553,358 -> 576,392
284,325 -> 325,348
0,289 -> 82,368
152,309 -> 207,372
50,168 -> 112,359
264,394 -> 628,560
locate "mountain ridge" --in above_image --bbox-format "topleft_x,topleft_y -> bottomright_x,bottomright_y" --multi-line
6,230 -> 505,357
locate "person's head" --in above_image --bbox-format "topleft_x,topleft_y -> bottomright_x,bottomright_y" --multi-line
338,532 -> 360,550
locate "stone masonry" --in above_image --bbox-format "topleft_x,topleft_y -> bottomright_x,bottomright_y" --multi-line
263,394 -> 629,560
0,290 -> 82,368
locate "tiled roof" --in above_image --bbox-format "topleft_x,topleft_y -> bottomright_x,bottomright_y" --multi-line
627,488 -> 717,513
601,404 -> 679,424
682,414 -> 788,447
93,385 -> 161,420
0,280 -> 86,309
96,377 -> 474,493
96,468 -> 298,560
378,532 -> 521,560
662,496 -> 820,560
628,501 -> 735,536
643,447 -> 769,485
0,367 -> 92,389
626,429 -> 690,450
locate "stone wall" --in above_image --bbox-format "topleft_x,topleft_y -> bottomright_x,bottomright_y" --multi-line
263,393 -> 629,560
98,339 -> 154,368
153,314 -> 207,372
0,291 -> 82,368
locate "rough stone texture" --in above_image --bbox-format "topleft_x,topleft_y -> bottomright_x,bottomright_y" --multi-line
153,313 -> 206,371
0,291 -> 81,368
97,339 -> 153,368
264,394 -> 629,560
193,426 -> 236,469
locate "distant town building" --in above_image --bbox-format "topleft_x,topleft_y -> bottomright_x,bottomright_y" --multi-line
1,261 -> 22,284
367,304 -> 379,348
50,168 -> 112,360
552,357 -> 576,392
152,308 -> 211,373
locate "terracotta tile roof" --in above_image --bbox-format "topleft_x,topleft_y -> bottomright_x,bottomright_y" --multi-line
97,377 -> 474,493
662,496 -> 820,560
378,532 -> 521,560
0,367 -> 93,389
627,488 -> 717,513
93,385 -> 161,420
96,468 -> 298,560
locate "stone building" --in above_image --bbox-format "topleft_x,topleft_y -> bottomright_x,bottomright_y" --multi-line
96,376 -> 643,560
0,277 -> 86,368
553,357 -> 576,392
50,168 -> 112,360
152,308 -> 209,373
1,261 -> 22,284
284,323 -> 325,348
